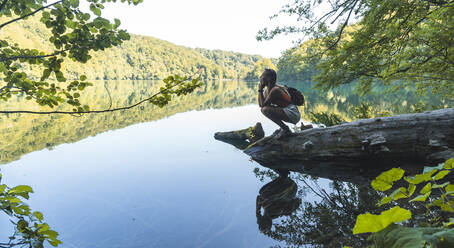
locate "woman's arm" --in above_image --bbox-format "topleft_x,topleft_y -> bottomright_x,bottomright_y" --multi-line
259,87 -> 283,107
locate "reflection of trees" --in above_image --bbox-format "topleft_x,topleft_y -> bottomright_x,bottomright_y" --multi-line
0,79 -> 256,164
254,170 -> 383,248
253,167 -> 453,248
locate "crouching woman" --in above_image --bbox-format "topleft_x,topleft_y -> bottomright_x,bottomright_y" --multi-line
258,69 -> 300,138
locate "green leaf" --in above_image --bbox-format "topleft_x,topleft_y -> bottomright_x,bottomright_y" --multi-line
446,184 -> 454,195
371,168 -> 405,192
33,211 -> 44,221
367,224 -> 454,248
404,170 -> 437,185
390,187 -> 409,201
433,170 -> 450,180
409,192 -> 431,202
432,182 -> 449,189
8,185 -> 33,194
114,18 -> 121,28
90,4 -> 101,16
353,206 -> 411,235
0,184 -> 6,193
420,182 -> 432,194
69,0 -> 79,8
444,158 -> 454,169
379,196 -> 392,206
407,184 -> 416,197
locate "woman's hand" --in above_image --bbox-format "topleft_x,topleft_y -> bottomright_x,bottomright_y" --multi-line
259,75 -> 266,90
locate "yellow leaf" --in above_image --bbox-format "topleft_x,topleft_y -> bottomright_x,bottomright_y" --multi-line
353,206 -> 411,234
371,168 -> 405,192
443,158 -> 454,169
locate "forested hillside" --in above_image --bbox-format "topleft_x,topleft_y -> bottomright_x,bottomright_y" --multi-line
1,15 -> 263,80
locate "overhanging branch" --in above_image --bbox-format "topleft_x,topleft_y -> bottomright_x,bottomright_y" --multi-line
0,73 -> 202,115
0,49 -> 69,62
0,0 -> 63,30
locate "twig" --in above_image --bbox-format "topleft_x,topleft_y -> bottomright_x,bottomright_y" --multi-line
0,73 -> 201,115
0,0 -> 64,30
0,49 -> 68,62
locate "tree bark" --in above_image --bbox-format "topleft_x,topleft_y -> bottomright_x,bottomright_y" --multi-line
240,108 -> 454,183
214,122 -> 264,149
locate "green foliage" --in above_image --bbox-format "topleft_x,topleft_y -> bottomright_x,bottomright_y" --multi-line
371,168 -> 405,192
352,102 -> 374,119
353,206 -> 412,235
275,43 -> 319,83
0,173 -> 61,247
259,0 -> 454,99
308,111 -> 345,126
367,224 -> 454,248
244,58 -> 277,81
354,158 -> 454,246
0,0 -> 145,111
0,79 -> 258,164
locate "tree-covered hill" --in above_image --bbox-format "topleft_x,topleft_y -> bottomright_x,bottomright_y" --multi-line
1,15 -> 264,80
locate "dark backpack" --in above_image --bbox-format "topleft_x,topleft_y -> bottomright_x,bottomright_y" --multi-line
285,86 -> 305,106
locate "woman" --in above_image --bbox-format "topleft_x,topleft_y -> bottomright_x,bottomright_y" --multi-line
258,69 -> 301,138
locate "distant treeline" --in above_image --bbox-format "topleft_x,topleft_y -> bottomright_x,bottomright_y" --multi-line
2,15 -> 268,81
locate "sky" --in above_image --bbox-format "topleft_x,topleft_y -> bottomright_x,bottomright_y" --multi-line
93,0 -> 300,58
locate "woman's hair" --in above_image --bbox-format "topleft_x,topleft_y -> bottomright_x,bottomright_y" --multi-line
264,68 -> 277,85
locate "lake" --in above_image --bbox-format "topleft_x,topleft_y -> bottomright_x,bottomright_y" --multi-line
0,80 -> 452,247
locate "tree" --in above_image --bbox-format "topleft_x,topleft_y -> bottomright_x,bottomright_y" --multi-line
0,0 -> 202,114
257,0 -> 454,99
245,58 -> 277,81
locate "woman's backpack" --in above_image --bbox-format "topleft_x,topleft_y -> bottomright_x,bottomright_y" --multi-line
285,86 -> 305,106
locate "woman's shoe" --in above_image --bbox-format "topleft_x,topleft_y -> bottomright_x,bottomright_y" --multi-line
276,128 -> 292,139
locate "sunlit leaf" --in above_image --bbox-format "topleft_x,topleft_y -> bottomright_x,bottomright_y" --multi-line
371,168 -> 405,192
390,187 -> 409,201
420,182 -> 432,194
404,170 -> 437,185
379,196 -> 392,206
407,184 -> 416,197
434,170 -> 450,180
444,158 -> 454,169
353,206 -> 411,234
8,185 -> 33,194
432,182 -> 449,189
409,192 -> 431,202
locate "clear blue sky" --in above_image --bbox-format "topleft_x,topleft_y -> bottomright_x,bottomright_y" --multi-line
95,0 -> 299,58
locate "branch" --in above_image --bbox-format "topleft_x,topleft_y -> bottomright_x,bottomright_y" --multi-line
0,73 -> 202,115
0,49 -> 69,62
325,0 -> 359,51
0,0 -> 63,30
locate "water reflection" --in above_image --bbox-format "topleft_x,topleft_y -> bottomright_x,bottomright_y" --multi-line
1,79 -> 452,164
1,79 -> 453,247
256,171 -> 301,235
249,161 -> 454,248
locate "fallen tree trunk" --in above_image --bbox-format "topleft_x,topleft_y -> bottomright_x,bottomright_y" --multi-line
242,108 -> 454,180
214,122 -> 265,149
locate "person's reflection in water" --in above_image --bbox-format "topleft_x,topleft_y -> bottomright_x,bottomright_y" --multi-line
256,170 -> 301,234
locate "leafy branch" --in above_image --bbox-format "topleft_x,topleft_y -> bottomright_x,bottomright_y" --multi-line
0,0 -> 64,30
0,72 -> 204,115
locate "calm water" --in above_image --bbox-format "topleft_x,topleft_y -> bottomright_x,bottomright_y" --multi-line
0,80 -> 451,247
0,105 -> 329,247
